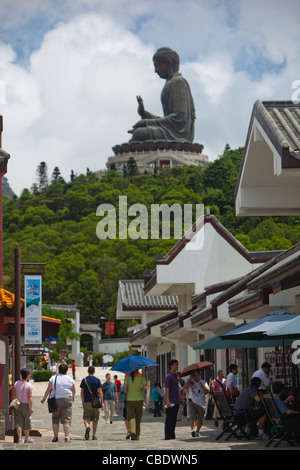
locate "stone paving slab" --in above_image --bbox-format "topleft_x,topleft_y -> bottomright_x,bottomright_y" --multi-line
1,367 -> 299,453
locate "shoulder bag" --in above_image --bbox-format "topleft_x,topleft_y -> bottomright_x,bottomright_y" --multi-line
9,382 -> 26,410
84,377 -> 101,408
47,375 -> 58,413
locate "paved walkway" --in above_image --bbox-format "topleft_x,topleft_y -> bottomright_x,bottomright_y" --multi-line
1,367 -> 298,451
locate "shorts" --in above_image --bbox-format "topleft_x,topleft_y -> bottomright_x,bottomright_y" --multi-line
188,400 -> 205,423
83,401 -> 100,422
234,408 -> 265,425
14,403 -> 31,430
51,397 -> 73,425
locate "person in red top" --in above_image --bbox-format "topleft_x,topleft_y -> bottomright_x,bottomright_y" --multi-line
211,369 -> 226,427
114,375 -> 122,404
72,360 -> 76,380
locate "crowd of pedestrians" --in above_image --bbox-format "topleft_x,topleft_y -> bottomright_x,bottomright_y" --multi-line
10,359 -> 300,444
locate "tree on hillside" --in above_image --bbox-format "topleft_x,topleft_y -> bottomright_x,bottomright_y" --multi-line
36,161 -> 49,193
126,156 -> 138,180
51,166 -> 65,183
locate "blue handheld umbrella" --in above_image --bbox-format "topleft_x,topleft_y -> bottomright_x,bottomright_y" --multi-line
110,355 -> 158,374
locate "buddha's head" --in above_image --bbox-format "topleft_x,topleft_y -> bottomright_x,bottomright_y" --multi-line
153,47 -> 180,79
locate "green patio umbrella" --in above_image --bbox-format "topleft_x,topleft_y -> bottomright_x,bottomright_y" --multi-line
266,315 -> 300,339
218,309 -> 298,385
220,309 -> 297,341
192,323 -> 293,350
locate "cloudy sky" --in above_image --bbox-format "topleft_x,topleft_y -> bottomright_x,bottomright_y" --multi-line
0,0 -> 299,195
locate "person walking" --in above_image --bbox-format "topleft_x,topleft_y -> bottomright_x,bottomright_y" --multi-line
50,359 -> 57,375
226,364 -> 239,403
211,369 -> 226,427
12,368 -> 34,444
80,366 -> 104,440
119,382 -> 130,439
184,370 -> 210,437
114,374 -> 122,406
41,362 -> 75,442
102,373 -> 118,424
164,359 -> 181,440
151,383 -> 162,417
72,360 -> 76,380
124,369 -> 147,440
176,372 -> 185,421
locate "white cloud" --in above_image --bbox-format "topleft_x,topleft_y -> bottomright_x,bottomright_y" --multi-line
0,1 -> 299,195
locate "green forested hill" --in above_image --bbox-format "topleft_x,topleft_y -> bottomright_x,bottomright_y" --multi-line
3,147 -> 300,335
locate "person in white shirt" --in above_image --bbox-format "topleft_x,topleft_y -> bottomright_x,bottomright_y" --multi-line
50,359 -> 58,375
184,371 -> 210,437
251,363 -> 272,392
41,362 -> 75,443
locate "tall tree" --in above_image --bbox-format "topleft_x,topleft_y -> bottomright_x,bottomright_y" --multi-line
36,161 -> 49,193
51,166 -> 65,183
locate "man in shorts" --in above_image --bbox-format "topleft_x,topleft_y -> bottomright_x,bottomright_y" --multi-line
184,370 -> 210,437
80,366 -> 103,440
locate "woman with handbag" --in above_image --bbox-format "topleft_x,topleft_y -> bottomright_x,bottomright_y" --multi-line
41,362 -> 75,442
11,368 -> 34,444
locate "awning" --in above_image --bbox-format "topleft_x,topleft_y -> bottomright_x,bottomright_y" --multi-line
3,316 -> 61,339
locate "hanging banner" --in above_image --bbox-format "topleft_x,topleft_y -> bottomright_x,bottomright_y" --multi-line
105,322 -> 115,336
24,275 -> 42,344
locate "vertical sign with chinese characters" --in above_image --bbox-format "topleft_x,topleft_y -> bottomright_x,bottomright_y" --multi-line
24,275 -> 42,344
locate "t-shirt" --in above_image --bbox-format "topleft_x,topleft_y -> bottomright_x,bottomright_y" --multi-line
49,374 -> 74,399
251,369 -> 271,391
124,373 -> 146,402
102,381 -> 117,401
80,376 -> 102,402
226,372 -> 237,390
273,396 -> 289,415
165,372 -> 180,405
233,386 -> 259,412
50,364 -> 57,375
188,378 -> 209,408
14,381 -> 32,404
211,378 -> 226,392
151,387 -> 160,403
114,379 -> 122,392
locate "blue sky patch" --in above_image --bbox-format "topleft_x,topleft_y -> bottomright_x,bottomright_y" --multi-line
235,45 -> 287,81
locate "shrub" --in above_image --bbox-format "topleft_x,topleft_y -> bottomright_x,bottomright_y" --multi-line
32,370 -> 52,382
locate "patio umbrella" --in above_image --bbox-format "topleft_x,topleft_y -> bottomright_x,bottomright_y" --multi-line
192,323 -> 293,350
181,361 -> 213,377
110,355 -> 158,374
220,308 -> 297,341
266,315 -> 300,339
220,309 -> 298,386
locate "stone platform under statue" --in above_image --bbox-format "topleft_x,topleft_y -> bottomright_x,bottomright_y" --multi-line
106,139 -> 208,173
